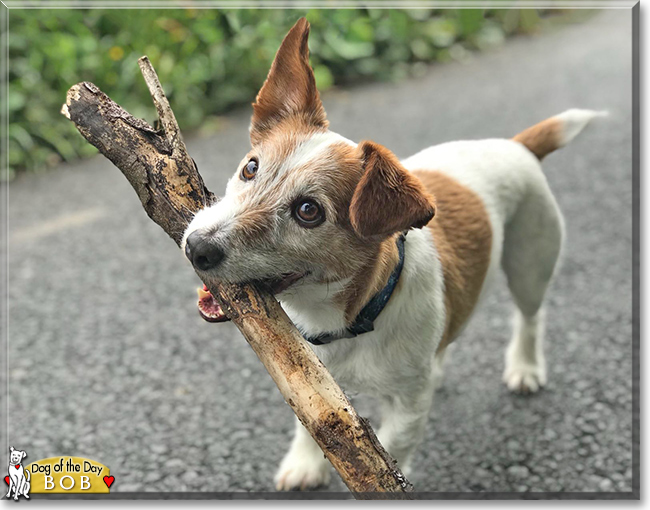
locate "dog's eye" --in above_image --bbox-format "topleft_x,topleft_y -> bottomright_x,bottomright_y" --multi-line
293,198 -> 325,228
241,158 -> 258,181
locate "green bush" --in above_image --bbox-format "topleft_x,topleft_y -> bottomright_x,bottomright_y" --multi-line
8,8 -> 562,178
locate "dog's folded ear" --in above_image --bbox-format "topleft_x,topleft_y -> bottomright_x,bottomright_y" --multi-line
350,141 -> 436,239
250,17 -> 328,144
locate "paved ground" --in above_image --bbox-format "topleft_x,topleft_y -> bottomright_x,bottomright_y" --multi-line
6,10 -> 634,496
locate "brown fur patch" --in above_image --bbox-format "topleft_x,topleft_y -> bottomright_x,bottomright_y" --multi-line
350,141 -> 436,239
512,117 -> 562,161
412,170 -> 493,351
332,142 -> 437,321
336,235 -> 400,323
255,138 -> 363,230
250,18 -> 327,145
234,205 -> 277,247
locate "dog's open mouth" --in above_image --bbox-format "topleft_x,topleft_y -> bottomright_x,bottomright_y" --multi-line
197,273 -> 306,323
197,285 -> 229,323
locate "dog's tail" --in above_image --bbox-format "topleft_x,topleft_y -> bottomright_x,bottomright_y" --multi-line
513,109 -> 607,161
25,469 -> 30,481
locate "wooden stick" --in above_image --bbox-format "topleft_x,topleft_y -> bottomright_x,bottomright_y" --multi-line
61,57 -> 413,498
137,57 -> 186,158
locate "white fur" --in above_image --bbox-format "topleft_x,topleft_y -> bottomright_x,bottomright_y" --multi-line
279,278 -> 351,336
279,131 -> 356,176
275,416 -> 331,490
553,109 -> 607,147
182,192 -> 240,245
503,308 -> 547,393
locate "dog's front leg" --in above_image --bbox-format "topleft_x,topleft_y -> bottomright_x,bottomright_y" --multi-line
274,417 -> 331,491
5,478 -> 12,498
376,386 -> 436,477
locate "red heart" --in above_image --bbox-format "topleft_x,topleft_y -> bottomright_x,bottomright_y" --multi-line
103,475 -> 115,488
14,465 -> 20,469
3,476 -> 8,485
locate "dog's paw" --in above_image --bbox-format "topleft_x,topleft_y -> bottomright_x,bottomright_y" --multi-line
503,362 -> 546,394
274,452 -> 330,491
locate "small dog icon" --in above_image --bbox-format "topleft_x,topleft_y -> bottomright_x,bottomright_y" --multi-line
6,447 -> 30,501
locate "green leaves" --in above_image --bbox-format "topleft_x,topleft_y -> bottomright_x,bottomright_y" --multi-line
8,8 -> 551,177
424,18 -> 458,48
313,65 -> 334,91
457,9 -> 485,37
323,30 -> 375,60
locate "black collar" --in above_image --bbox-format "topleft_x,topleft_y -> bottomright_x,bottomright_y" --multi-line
303,234 -> 406,346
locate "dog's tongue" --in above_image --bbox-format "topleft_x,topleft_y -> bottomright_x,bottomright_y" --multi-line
197,285 -> 230,323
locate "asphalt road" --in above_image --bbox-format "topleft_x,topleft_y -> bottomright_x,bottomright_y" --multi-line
6,10 -> 634,496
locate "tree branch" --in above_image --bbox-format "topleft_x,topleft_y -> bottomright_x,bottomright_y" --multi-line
61,59 -> 413,498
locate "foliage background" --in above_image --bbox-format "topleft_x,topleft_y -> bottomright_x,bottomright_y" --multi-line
8,8 -> 581,178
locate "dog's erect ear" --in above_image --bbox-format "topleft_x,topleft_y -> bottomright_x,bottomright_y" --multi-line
350,141 -> 436,239
21,451 -> 27,460
250,17 -> 328,144
9,446 -> 14,453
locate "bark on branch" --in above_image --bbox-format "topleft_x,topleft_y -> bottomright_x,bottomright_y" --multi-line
61,56 -> 413,498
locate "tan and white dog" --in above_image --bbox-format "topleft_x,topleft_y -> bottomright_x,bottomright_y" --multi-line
183,18 -> 604,491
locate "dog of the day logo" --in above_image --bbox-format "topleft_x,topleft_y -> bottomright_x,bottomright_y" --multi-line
5,448 -> 114,497
5,447 -> 30,500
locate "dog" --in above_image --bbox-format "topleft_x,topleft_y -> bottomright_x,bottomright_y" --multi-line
6,447 -> 30,500
182,18 -> 603,491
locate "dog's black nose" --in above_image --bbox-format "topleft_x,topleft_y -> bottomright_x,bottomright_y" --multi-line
185,230 -> 224,271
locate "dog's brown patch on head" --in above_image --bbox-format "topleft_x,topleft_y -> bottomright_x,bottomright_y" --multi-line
251,17 -> 327,145
512,117 -> 563,161
412,170 -> 493,350
254,137 -> 363,227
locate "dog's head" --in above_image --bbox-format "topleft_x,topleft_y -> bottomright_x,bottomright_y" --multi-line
183,18 -> 435,302
9,447 -> 26,466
